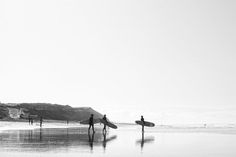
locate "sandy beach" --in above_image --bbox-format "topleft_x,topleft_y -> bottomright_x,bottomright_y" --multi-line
1,121 -> 236,157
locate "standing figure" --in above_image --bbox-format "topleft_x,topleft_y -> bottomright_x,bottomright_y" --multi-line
102,114 -> 107,133
141,115 -> 145,132
31,118 -> 34,125
88,114 -> 95,133
28,115 -> 31,125
40,116 -> 43,128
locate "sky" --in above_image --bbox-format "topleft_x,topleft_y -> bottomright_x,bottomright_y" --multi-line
0,0 -> 236,124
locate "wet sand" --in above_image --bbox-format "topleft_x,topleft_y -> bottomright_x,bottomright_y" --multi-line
0,122 -> 236,157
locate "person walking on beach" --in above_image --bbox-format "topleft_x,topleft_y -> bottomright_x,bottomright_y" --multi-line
88,114 -> 95,133
102,114 -> 107,133
141,115 -> 145,132
40,116 -> 43,128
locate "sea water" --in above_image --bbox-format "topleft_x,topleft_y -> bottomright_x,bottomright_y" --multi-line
0,122 -> 236,157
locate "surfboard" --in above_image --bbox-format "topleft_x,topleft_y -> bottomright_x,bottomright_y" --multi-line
100,119 -> 118,129
80,118 -> 100,124
135,120 -> 155,127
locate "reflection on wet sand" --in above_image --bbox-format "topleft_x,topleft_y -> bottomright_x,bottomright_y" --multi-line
1,124 -> 236,157
136,132 -> 155,150
102,131 -> 117,150
0,127 -> 117,153
86,131 -> 117,153
88,132 -> 95,152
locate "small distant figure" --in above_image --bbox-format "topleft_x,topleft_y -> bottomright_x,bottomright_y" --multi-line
88,114 -> 95,133
141,115 -> 145,132
67,120 -> 69,125
102,114 -> 107,133
28,115 -> 31,125
31,118 -> 34,125
40,116 -> 43,128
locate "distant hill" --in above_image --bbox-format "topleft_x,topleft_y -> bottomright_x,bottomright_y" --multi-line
0,103 -> 103,121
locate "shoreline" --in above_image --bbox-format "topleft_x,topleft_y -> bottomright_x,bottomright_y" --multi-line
0,120 -> 85,132
1,121 -> 236,135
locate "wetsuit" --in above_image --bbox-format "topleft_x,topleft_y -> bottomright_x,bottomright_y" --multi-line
88,116 -> 95,133
102,116 -> 107,132
141,117 -> 145,132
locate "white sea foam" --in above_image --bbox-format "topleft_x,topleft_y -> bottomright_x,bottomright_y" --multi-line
1,121 -> 236,135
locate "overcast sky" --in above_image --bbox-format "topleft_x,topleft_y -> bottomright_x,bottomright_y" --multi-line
0,0 -> 236,124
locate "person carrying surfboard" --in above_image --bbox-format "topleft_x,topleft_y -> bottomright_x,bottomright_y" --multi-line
88,114 -> 95,133
102,114 -> 107,132
135,117 -> 155,132
141,116 -> 145,132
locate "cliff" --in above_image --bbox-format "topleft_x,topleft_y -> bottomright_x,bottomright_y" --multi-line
0,103 -> 103,121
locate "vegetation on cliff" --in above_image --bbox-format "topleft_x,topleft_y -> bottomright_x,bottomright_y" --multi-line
0,103 -> 103,121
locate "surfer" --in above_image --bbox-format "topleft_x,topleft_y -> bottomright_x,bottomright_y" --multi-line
88,114 -> 95,133
102,114 -> 107,132
141,116 -> 145,132
39,117 -> 43,127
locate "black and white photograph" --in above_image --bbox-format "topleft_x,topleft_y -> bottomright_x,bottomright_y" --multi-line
0,0 -> 236,157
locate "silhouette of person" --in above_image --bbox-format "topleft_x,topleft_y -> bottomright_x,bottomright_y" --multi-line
31,118 -> 33,125
28,115 -> 31,125
88,114 -> 95,133
40,116 -> 43,128
102,114 -> 107,133
141,116 -> 145,132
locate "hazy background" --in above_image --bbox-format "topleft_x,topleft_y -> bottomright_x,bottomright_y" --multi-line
0,0 -> 235,124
